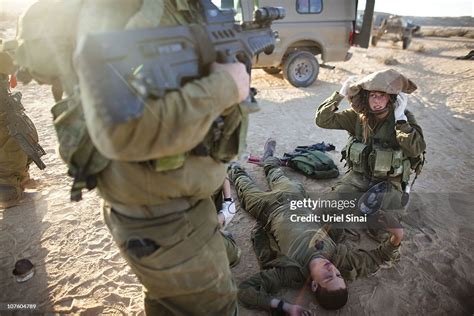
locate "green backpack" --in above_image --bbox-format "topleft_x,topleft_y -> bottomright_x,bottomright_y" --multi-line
285,149 -> 339,179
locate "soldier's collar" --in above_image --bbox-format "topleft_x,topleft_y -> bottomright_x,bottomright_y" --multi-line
174,0 -> 192,11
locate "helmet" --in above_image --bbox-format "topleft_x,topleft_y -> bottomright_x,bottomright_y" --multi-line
347,69 -> 417,113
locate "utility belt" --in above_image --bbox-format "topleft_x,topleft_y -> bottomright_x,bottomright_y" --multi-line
346,139 -> 410,182
110,197 -> 202,219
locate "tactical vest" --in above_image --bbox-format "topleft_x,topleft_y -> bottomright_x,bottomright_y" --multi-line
344,111 -> 411,183
48,1 -> 250,200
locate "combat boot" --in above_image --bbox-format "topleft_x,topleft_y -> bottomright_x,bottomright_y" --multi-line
0,184 -> 22,209
262,138 -> 276,162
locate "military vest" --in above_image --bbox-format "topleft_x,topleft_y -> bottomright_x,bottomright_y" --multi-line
345,111 -> 411,182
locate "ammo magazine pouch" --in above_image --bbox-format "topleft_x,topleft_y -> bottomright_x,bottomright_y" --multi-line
156,102 -> 251,172
346,138 -> 419,184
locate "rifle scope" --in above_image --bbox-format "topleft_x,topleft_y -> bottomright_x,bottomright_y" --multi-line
254,7 -> 286,23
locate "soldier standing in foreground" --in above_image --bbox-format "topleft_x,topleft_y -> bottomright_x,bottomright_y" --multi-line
12,1 -> 258,314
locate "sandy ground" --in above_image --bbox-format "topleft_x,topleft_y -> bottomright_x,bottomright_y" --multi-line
1,15 -> 474,316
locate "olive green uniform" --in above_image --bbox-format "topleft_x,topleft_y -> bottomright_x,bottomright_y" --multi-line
0,74 -> 37,207
229,158 -> 400,311
14,1 -> 244,314
315,92 -> 426,209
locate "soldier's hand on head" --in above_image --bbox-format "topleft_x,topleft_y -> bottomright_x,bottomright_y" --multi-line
339,75 -> 358,97
394,92 -> 408,122
210,62 -> 249,103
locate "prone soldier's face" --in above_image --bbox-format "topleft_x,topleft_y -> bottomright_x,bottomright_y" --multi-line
310,259 -> 346,291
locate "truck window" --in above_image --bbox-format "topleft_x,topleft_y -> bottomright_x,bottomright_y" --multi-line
296,0 -> 323,14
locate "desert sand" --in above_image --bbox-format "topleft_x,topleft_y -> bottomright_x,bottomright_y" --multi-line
1,12 -> 474,316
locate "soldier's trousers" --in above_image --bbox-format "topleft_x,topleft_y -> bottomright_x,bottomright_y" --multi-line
103,198 -> 239,316
0,122 -> 30,198
228,157 -> 307,224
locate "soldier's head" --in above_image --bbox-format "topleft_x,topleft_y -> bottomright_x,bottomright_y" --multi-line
365,90 -> 398,116
347,68 -> 416,116
309,258 -> 348,309
368,90 -> 395,114
351,89 -> 397,117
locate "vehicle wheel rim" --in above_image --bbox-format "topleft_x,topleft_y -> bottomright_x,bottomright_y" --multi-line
290,59 -> 313,82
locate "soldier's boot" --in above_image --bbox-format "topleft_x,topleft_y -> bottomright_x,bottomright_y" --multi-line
262,138 -> 276,162
0,184 -> 23,209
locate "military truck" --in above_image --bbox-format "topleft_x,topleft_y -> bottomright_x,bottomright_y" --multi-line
371,14 -> 420,50
217,0 -> 375,87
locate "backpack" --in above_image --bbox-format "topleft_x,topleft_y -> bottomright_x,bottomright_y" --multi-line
284,147 -> 339,179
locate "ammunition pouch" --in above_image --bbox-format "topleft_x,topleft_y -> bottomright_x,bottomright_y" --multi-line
347,140 -> 369,174
368,145 -> 405,178
152,102 -> 251,172
195,103 -> 250,162
346,140 -> 409,180
51,96 -> 110,201
211,103 -> 250,163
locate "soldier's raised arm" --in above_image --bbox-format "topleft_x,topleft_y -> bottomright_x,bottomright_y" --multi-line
315,76 -> 359,134
395,110 -> 426,158
315,92 -> 358,134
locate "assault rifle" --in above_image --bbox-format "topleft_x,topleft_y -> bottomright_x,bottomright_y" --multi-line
75,0 -> 285,124
0,76 -> 46,170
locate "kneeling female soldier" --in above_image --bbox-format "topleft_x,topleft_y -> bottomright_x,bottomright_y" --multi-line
315,69 -> 426,213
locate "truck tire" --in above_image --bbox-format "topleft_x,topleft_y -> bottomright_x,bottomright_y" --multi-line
283,51 -> 319,87
263,67 -> 281,75
402,36 -> 412,49
371,36 -> 379,46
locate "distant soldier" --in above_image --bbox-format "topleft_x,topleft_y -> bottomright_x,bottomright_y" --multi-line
0,49 -> 45,208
